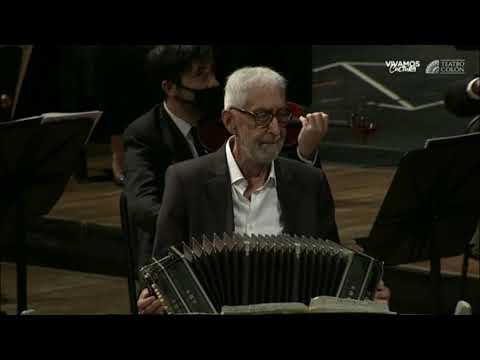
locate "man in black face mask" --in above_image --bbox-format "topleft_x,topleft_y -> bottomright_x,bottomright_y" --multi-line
174,81 -> 225,120
124,45 -> 221,272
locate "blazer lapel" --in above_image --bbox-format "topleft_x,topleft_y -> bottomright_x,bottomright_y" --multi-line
155,105 -> 195,163
275,158 -> 298,235
204,144 -> 234,234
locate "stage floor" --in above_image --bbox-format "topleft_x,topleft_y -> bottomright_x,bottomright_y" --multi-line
1,153 -> 478,314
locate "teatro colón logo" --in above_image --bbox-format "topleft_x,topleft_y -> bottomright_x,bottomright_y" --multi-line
385,60 -> 421,74
426,59 -> 465,74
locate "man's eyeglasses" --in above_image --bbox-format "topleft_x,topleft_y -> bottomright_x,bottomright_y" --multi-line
229,106 -> 293,128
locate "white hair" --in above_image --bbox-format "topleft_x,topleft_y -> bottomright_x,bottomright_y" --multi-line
224,66 -> 287,110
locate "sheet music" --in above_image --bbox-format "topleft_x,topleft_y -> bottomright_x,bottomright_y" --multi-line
309,296 -> 395,314
424,132 -> 480,148
0,115 -> 42,125
41,110 -> 103,145
221,297 -> 395,315
1,111 -> 103,146
40,110 -> 102,123
222,302 -> 309,314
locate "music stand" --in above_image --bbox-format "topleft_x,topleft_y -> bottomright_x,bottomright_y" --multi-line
0,111 -> 101,314
357,132 -> 480,314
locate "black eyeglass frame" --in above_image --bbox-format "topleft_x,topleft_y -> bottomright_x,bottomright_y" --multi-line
229,106 -> 293,128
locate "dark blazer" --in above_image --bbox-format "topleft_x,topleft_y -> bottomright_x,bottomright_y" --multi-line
444,77 -> 480,117
153,144 -> 339,258
124,104 -> 196,268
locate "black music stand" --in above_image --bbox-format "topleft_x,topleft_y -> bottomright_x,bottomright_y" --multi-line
0,111 -> 101,314
357,132 -> 480,314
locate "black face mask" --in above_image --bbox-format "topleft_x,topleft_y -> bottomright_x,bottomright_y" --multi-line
176,83 -> 224,119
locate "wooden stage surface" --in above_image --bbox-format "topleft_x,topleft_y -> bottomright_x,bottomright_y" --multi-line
1,154 -> 478,314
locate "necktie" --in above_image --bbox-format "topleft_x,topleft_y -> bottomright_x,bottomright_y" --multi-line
189,126 -> 207,156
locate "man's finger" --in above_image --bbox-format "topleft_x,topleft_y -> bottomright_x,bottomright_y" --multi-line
299,115 -> 308,127
138,297 -> 156,311
144,299 -> 166,314
306,112 -> 328,130
377,279 -> 385,289
375,285 -> 391,302
376,288 -> 389,297
313,113 -> 328,134
305,114 -> 319,130
312,112 -> 328,127
375,293 -> 390,302
320,112 -> 328,133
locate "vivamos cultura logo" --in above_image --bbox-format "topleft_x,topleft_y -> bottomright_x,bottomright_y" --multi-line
385,60 -> 421,74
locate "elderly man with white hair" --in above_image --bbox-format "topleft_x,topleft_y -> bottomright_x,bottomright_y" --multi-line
138,66 -> 390,314
153,66 -> 339,248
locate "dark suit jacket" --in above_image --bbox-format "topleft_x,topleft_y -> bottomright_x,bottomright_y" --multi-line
444,77 -> 480,117
153,144 -> 339,258
124,104 -> 196,268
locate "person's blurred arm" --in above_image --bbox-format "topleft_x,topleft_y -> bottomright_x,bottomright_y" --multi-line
445,77 -> 480,117
466,77 -> 480,100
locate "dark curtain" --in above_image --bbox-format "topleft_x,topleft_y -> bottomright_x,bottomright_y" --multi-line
14,45 -> 157,143
214,45 -> 313,106
93,45 -> 157,141
12,45 -> 312,140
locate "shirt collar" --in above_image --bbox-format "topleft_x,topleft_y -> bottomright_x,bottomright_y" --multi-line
225,136 -> 276,187
163,101 -> 192,138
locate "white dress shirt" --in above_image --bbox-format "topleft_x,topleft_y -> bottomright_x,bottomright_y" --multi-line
163,101 -> 200,158
225,136 -> 284,236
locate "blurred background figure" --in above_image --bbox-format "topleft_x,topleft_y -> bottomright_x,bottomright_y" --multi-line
444,75 -> 480,258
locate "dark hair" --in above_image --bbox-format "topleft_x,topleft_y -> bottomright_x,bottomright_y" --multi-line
146,45 -> 214,99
